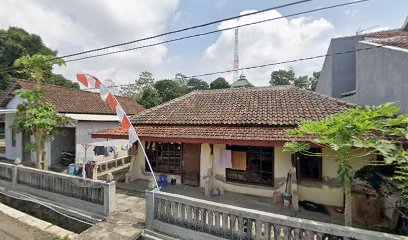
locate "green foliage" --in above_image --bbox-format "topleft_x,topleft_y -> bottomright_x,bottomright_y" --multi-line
187,78 -> 209,92
0,27 -> 78,89
12,54 -> 69,170
14,54 -> 65,83
283,102 -> 408,225
120,71 -> 155,101
154,79 -> 184,102
210,77 -> 230,89
269,68 -> 320,91
393,163 -> 408,212
270,69 -> 295,86
137,87 -> 162,109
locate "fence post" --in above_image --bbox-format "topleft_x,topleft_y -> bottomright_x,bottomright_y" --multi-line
103,181 -> 116,215
145,190 -> 155,230
12,158 -> 21,189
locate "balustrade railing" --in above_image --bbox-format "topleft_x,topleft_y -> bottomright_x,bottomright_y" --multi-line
0,162 -> 115,216
146,191 -> 404,240
0,162 -> 13,181
96,156 -> 131,177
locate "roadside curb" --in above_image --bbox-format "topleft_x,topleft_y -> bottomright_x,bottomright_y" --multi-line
0,202 -> 77,239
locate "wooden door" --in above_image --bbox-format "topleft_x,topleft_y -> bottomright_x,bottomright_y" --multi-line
182,143 -> 201,186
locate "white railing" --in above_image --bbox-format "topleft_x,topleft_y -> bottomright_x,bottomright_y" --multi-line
96,156 -> 131,177
145,191 -> 404,240
0,162 -> 116,216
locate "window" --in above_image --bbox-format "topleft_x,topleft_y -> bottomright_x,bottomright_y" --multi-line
11,128 -> 16,147
296,148 -> 322,181
226,146 -> 274,187
145,142 -> 182,174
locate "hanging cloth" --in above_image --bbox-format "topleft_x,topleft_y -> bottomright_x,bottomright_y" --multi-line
231,151 -> 247,170
219,150 -> 232,168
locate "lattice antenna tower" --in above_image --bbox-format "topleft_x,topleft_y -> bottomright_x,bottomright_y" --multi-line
233,27 -> 239,82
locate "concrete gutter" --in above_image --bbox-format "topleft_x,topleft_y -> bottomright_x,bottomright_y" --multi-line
0,202 -> 77,239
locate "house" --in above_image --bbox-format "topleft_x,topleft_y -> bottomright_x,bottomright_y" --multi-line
0,79 -> 144,166
91,86 -> 372,208
231,73 -> 254,88
316,17 -> 408,112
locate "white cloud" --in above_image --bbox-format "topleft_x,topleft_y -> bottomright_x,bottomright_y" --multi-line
201,10 -> 334,86
0,0 -> 179,85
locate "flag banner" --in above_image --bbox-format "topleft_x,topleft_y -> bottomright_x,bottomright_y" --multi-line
76,73 -> 137,145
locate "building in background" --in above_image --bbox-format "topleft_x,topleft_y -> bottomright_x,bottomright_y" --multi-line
316,18 -> 408,112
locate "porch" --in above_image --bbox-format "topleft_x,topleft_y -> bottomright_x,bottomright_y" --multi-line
118,179 -> 345,226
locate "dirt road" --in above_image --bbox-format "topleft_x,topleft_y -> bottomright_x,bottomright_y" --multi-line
0,211 -> 57,240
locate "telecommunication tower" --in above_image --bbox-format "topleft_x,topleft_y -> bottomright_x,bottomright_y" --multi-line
232,27 -> 239,82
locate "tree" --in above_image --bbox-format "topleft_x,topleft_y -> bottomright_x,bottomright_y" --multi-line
309,71 -> 320,91
283,103 -> 407,226
269,69 -> 296,86
187,78 -> 209,92
12,54 -> 69,170
210,77 -> 230,89
293,75 -> 309,89
0,27 -> 78,90
175,73 -> 189,95
137,87 -> 162,109
154,79 -> 184,102
120,71 -> 154,101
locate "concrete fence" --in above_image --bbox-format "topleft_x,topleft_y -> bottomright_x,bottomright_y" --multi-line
96,155 -> 131,177
145,191 -> 404,240
0,162 -> 115,216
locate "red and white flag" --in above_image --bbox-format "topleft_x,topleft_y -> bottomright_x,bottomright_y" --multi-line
76,73 -> 139,145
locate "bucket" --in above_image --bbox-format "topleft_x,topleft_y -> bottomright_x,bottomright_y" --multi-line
283,193 -> 292,207
68,164 -> 75,175
219,188 -> 225,196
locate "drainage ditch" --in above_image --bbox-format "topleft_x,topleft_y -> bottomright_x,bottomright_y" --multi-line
0,191 -> 93,233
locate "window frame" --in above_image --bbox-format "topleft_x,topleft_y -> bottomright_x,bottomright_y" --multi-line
296,148 -> 323,181
145,141 -> 182,175
11,128 -> 16,147
226,146 -> 274,187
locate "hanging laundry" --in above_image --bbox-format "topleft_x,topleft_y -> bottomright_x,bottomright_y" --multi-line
105,146 -> 115,156
219,150 -> 232,168
232,151 -> 247,170
93,146 -> 106,156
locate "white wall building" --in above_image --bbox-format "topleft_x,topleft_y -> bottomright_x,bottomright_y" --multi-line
0,79 -> 145,167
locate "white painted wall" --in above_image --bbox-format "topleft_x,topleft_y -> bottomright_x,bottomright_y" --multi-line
75,121 -> 129,163
5,113 -> 22,161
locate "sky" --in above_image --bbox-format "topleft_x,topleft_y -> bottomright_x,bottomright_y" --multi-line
1,0 -> 407,87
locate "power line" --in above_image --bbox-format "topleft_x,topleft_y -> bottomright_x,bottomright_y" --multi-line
56,0 -> 312,59
84,44 -> 382,90
0,0 -> 369,74
64,0 -> 370,63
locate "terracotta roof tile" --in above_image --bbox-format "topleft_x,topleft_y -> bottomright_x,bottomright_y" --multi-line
15,79 -> 144,115
365,29 -> 408,50
131,85 -> 356,126
92,126 -> 309,142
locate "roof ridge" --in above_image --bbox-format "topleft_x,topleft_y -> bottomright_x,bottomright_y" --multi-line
193,85 -> 294,94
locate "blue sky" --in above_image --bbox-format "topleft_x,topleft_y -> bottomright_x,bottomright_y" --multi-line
1,0 -> 407,86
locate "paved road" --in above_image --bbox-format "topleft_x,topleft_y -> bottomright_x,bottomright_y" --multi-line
0,212 -> 56,240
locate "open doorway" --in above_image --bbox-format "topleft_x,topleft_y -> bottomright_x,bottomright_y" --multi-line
50,127 -> 76,167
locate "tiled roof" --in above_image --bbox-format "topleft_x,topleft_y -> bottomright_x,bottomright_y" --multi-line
131,85 -> 356,126
365,29 -> 408,49
92,125 -> 309,143
13,79 -> 144,115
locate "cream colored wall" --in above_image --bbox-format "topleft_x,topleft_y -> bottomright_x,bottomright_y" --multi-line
199,144 -> 292,198
297,148 -> 374,207
127,141 -> 373,207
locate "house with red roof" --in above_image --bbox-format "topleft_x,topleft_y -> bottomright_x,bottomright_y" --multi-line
92,85 -> 372,209
0,79 -> 144,166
